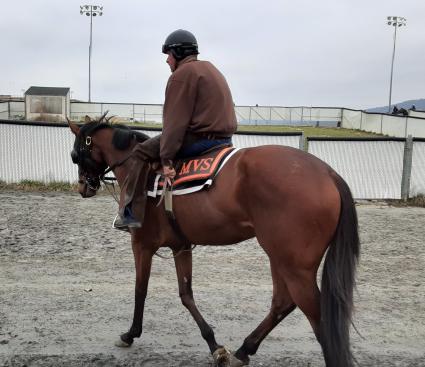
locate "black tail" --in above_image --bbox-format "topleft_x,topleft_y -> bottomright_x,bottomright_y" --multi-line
320,173 -> 360,367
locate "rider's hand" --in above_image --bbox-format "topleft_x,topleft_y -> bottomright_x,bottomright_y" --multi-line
162,165 -> 176,181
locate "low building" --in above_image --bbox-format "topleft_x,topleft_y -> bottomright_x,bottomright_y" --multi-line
25,86 -> 70,122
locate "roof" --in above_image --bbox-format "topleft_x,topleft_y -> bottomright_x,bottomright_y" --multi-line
25,86 -> 70,96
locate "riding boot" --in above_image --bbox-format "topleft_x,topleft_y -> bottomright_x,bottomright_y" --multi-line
129,164 -> 150,225
116,159 -> 149,227
114,136 -> 161,230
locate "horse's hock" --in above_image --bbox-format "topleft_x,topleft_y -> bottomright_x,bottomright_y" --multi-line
0,191 -> 424,366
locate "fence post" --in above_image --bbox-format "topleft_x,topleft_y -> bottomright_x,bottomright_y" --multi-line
299,132 -> 306,151
380,114 -> 383,134
8,101 -> 10,119
404,117 -> 408,137
401,135 -> 413,201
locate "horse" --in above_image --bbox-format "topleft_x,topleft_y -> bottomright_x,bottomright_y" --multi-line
68,116 -> 360,367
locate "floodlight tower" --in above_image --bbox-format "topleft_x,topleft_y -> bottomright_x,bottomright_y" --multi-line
386,16 -> 406,113
80,5 -> 103,102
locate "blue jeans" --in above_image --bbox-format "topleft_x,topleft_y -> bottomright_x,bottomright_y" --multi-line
177,138 -> 232,159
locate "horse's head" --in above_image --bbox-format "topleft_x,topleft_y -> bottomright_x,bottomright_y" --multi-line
68,115 -> 109,198
68,114 -> 151,198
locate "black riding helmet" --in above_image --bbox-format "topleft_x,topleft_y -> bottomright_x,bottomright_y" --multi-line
162,29 -> 199,61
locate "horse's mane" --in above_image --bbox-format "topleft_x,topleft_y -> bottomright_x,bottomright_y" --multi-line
79,113 -> 150,151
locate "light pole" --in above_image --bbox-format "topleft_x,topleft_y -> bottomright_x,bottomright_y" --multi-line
386,16 -> 406,113
80,5 -> 103,102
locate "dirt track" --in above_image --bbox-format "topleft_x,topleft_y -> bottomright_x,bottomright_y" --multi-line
0,191 -> 424,366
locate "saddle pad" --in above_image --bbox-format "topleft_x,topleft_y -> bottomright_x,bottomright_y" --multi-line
147,147 -> 239,197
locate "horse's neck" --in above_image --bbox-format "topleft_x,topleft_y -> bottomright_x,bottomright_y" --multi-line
95,129 -> 132,186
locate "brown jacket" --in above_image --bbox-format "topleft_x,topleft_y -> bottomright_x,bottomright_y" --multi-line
160,55 -> 237,165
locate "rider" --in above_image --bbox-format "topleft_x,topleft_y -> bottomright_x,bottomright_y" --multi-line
114,29 -> 238,229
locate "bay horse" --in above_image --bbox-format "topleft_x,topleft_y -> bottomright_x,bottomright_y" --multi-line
68,116 -> 360,367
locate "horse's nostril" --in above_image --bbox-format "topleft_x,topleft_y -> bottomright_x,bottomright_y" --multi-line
71,150 -> 79,164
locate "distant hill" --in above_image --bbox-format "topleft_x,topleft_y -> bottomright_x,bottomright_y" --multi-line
366,99 -> 425,113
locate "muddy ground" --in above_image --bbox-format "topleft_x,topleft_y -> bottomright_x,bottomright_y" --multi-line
0,191 -> 424,366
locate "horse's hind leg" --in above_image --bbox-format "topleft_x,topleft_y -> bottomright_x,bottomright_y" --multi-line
284,269 -> 321,340
232,260 -> 296,366
173,250 -> 224,358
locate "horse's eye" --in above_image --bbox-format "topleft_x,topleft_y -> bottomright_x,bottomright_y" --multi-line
71,150 -> 79,164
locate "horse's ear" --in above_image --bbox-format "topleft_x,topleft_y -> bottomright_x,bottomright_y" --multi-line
106,114 -> 117,123
99,110 -> 109,123
67,118 -> 80,136
84,115 -> 91,124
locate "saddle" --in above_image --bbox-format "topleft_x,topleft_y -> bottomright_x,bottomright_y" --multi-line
147,145 -> 238,197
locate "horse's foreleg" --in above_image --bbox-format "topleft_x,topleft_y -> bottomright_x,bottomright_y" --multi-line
233,262 -> 296,365
116,247 -> 153,347
174,250 -> 222,355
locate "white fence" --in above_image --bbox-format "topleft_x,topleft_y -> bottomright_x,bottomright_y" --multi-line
1,121 -> 424,199
411,141 -> 425,196
341,109 -> 425,138
70,102 -> 164,123
4,100 -> 425,137
0,121 -> 302,186
69,103 -> 344,127
309,139 -> 405,199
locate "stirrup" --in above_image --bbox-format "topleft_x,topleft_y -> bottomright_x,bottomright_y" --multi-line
112,214 -> 141,231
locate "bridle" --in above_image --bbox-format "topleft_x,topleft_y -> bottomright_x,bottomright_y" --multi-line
72,130 -> 131,197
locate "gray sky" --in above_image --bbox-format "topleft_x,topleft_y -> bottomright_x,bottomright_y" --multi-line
1,0 -> 424,109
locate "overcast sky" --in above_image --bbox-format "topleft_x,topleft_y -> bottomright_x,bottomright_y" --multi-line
1,0 -> 424,109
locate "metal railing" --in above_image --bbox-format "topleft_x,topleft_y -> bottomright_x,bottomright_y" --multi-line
3,100 -> 425,137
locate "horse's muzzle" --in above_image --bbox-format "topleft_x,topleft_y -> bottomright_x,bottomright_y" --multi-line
78,179 -> 98,198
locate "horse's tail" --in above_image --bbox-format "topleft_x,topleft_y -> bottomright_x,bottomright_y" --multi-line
320,173 -> 360,367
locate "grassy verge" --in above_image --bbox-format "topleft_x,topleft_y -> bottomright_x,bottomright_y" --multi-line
1,180 -> 424,208
0,180 -> 77,192
236,125 -> 381,138
125,122 -> 381,138
386,195 -> 425,208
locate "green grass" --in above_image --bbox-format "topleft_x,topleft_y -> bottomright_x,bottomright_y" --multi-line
114,121 -> 162,129
124,122 -> 381,138
236,125 -> 382,138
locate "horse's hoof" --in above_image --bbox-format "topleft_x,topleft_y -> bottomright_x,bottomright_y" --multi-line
213,347 -> 231,367
114,338 -> 131,347
229,353 -> 249,367
114,334 -> 133,348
